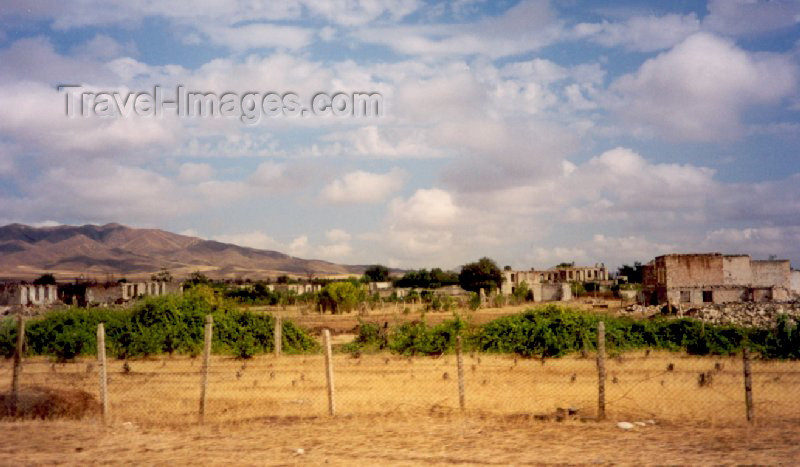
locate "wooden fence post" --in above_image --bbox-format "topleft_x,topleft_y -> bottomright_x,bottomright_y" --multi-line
97,323 -> 109,422
11,314 -> 25,415
596,321 -> 606,420
274,315 -> 282,357
323,329 -> 336,416
743,346 -> 754,423
199,314 -> 213,423
456,335 -> 465,411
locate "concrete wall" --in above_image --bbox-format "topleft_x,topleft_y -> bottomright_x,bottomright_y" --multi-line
751,260 -> 791,289
663,254 -> 724,288
722,255 -> 752,285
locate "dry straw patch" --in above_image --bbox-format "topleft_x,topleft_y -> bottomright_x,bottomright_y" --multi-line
1,351 -> 798,425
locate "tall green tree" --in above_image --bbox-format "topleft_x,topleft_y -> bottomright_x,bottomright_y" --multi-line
617,262 -> 644,283
318,281 -> 366,314
364,264 -> 390,282
458,257 -> 502,293
33,273 -> 57,285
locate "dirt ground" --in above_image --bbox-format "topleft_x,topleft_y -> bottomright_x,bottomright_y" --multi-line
1,414 -> 799,465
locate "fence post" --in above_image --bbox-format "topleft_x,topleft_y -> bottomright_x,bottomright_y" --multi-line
743,346 -> 754,423
323,329 -> 336,416
199,314 -> 213,423
11,314 -> 25,415
274,315 -> 282,357
456,335 -> 465,411
596,321 -> 606,420
97,323 -> 109,423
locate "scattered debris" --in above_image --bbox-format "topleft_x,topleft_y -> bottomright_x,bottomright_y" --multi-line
617,421 -> 635,430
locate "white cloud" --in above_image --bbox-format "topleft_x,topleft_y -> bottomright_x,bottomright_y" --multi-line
704,0 -> 800,36
196,23 -> 314,51
703,226 -> 800,260
0,81 -> 180,157
288,235 -> 310,257
213,231 -> 282,251
354,0 -> 562,59
324,126 -> 443,158
178,162 -> 215,182
70,34 -> 137,60
302,0 -> 420,26
321,168 -> 407,204
389,188 -> 461,229
573,14 -> 700,52
609,33 -> 798,141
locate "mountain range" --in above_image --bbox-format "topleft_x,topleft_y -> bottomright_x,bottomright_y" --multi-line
0,223 -> 364,281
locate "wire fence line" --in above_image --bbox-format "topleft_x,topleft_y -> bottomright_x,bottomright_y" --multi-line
2,314 -> 799,426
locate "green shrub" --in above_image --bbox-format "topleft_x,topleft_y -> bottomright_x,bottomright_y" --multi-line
389,316 -> 466,356
0,288 -> 316,359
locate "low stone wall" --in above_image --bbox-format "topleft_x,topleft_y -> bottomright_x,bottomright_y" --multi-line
623,301 -> 800,328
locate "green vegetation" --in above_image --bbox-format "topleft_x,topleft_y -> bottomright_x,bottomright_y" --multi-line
4,298 -> 799,362
344,305 -> 800,359
318,281 -> 367,314
393,268 -> 459,289
458,257 -> 503,293
616,262 -> 644,283
0,286 -> 316,361
364,264 -> 390,282
33,273 -> 57,286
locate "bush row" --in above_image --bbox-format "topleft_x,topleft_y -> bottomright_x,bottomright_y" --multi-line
0,286 -> 317,361
349,305 -> 800,359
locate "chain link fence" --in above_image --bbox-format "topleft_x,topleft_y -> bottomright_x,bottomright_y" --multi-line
2,315 -> 799,426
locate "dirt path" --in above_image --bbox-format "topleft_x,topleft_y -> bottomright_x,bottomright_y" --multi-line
1,415 -> 797,465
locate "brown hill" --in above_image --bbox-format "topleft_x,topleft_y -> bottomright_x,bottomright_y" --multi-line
0,223 -> 364,281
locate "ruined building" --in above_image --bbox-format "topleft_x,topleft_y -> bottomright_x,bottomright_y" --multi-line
642,253 -> 795,305
1,280 -> 179,309
0,284 -> 59,307
500,264 -> 607,301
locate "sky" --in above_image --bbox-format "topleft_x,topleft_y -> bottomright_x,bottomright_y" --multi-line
0,0 -> 799,271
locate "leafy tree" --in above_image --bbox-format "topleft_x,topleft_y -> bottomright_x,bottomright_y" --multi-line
318,281 -> 366,314
151,268 -> 173,282
512,281 -> 531,302
186,271 -> 212,286
616,262 -> 644,283
459,257 -> 502,293
364,264 -> 390,282
33,273 -> 57,285
555,262 -> 575,269
394,268 -> 459,289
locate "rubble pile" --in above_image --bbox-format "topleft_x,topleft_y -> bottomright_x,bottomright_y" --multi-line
623,301 -> 800,328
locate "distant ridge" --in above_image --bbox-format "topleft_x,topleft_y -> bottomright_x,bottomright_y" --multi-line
0,223 -> 364,281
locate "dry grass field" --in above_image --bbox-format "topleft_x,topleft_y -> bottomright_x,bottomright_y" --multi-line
1,350 -> 799,463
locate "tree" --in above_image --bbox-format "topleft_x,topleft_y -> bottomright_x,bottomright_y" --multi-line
555,262 -> 575,269
616,262 -> 644,283
459,257 -> 502,293
186,271 -> 211,286
151,268 -> 173,282
318,281 -> 366,314
512,281 -> 531,302
364,264 -> 390,282
33,273 -> 57,285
